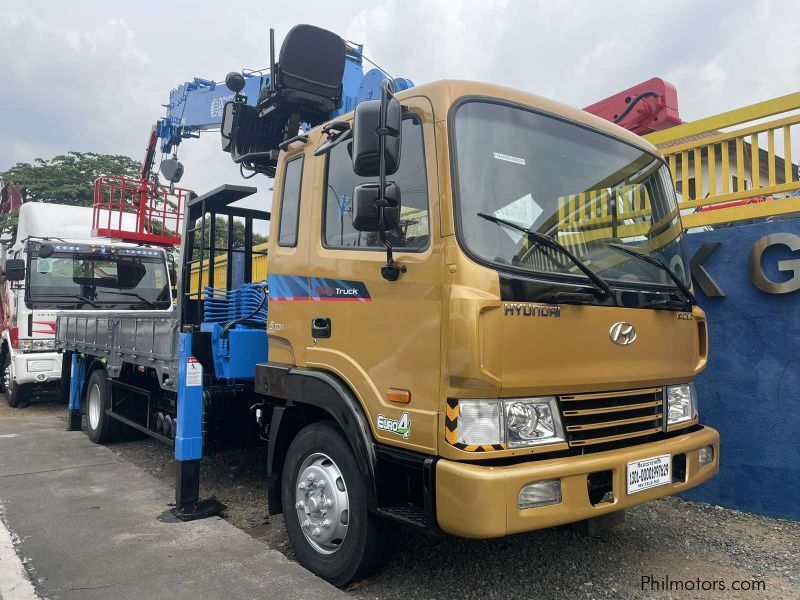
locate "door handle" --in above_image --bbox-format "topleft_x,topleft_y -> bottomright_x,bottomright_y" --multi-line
311,317 -> 331,339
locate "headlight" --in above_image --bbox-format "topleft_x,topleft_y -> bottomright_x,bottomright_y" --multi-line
666,383 -> 698,426
457,400 -> 504,445
20,339 -> 56,352
504,397 -> 565,447
456,397 -> 565,448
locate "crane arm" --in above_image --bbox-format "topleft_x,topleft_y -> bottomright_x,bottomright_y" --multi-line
583,77 -> 682,136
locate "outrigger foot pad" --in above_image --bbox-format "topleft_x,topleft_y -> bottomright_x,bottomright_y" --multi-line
67,409 -> 82,431
171,498 -> 226,521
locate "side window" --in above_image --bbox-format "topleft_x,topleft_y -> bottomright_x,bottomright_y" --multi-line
278,156 -> 303,247
324,117 -> 429,250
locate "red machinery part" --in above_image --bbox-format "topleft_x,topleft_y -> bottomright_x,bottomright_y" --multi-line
92,176 -> 188,247
583,77 -> 681,136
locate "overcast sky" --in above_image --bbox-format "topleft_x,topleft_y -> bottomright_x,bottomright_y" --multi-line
2,0 -> 799,211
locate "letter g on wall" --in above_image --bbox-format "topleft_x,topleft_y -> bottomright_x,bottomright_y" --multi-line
748,233 -> 800,294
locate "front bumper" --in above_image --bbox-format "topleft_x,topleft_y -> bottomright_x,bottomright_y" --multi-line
435,426 -> 719,538
12,351 -> 62,385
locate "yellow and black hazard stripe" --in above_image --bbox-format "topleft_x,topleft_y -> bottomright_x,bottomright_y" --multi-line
445,398 -> 505,452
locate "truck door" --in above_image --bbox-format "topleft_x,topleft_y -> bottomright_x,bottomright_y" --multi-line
305,97 -> 441,454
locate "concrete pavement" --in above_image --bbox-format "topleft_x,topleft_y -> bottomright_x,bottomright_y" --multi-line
0,402 -> 343,600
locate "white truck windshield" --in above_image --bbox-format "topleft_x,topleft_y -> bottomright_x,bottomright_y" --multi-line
27,250 -> 170,309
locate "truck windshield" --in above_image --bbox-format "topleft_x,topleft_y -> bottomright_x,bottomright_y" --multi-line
451,100 -> 690,289
27,252 -> 171,309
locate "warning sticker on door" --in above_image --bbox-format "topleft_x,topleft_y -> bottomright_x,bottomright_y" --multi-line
493,193 -> 544,244
186,357 -> 202,387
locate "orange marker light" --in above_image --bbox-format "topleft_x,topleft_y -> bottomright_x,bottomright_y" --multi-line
387,388 -> 411,404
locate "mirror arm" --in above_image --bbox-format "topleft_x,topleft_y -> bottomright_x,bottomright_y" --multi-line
377,79 -> 405,282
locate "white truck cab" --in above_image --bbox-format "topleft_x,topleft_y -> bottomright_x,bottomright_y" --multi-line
1,203 -> 172,406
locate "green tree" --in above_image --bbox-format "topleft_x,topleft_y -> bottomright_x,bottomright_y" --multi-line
0,151 -> 141,206
194,216 -> 268,259
0,151 -> 142,240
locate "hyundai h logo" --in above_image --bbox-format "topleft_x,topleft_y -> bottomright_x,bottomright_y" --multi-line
609,322 -> 637,346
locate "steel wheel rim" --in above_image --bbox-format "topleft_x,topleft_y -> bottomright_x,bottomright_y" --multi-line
294,452 -> 349,554
88,383 -> 101,430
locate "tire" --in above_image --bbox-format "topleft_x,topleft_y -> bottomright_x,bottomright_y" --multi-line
281,421 -> 397,587
4,354 -> 31,408
84,369 -> 121,444
0,347 -> 8,394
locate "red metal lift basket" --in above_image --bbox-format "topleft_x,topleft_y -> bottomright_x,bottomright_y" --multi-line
93,176 -> 189,246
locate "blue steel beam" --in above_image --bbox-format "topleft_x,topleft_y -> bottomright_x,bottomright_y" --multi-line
156,43 -> 413,155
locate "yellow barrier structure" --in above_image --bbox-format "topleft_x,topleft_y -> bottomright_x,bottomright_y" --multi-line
189,242 -> 269,290
645,91 -> 800,228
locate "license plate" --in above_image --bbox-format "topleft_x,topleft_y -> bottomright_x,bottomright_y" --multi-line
627,454 -> 671,494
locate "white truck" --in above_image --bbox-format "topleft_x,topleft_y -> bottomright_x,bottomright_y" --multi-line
1,202 -> 173,407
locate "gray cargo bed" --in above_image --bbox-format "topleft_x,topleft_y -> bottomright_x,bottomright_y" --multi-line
56,309 -> 179,390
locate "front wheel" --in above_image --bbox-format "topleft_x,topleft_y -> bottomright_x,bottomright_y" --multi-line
281,421 -> 396,586
4,355 -> 31,408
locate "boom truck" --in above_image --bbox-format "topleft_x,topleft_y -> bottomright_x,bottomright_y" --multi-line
56,24 -> 719,585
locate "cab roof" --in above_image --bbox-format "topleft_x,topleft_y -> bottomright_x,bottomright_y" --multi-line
397,80 -> 660,155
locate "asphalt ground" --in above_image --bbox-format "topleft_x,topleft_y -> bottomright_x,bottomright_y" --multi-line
0,394 -> 341,600
2,394 -> 799,599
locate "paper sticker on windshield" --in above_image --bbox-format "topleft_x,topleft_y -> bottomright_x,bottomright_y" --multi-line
493,152 -> 526,165
493,194 -> 544,244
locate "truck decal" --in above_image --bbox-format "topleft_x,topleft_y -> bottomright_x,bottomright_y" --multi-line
32,321 -> 56,335
268,274 -> 371,302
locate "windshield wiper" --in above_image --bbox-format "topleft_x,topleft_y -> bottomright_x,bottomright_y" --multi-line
98,291 -> 157,308
33,293 -> 99,308
477,212 -> 612,298
607,243 -> 696,305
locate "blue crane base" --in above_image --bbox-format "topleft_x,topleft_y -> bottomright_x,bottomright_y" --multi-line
171,333 -> 226,521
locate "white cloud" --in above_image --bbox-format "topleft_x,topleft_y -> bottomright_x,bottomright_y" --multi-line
2,0 -> 799,202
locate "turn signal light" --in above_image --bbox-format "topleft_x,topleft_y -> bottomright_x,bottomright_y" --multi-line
387,388 -> 410,404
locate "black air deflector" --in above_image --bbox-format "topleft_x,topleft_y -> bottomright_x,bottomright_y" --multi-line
225,24 -> 346,176
278,24 -> 345,102
259,24 -> 346,123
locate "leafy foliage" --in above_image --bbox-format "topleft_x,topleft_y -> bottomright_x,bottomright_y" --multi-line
0,151 -> 141,207
0,211 -> 18,243
194,216 -> 268,258
0,151 -> 142,242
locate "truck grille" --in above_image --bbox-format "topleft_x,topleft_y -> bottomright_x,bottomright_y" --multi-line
559,387 -> 664,447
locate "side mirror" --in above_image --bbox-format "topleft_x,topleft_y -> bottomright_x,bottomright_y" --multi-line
168,267 -> 177,284
352,183 -> 401,232
160,158 -> 184,183
221,101 -> 235,151
4,258 -> 25,282
351,97 -> 402,177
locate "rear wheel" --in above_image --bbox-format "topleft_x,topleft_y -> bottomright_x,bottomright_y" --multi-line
84,369 -> 121,443
4,355 -> 31,408
281,421 -> 396,587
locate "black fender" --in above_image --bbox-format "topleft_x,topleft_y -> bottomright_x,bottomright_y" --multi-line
256,362 -> 377,511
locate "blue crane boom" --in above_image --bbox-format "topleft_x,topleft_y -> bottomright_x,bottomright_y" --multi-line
154,41 -> 413,157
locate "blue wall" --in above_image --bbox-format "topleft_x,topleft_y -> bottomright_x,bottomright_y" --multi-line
682,218 -> 800,520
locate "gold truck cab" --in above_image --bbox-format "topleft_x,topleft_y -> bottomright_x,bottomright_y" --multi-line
254,79 -> 719,584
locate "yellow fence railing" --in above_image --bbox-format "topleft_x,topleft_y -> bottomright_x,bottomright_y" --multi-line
645,91 -> 800,228
189,242 -> 269,291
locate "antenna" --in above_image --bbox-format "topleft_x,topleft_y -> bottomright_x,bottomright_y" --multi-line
269,28 -> 276,92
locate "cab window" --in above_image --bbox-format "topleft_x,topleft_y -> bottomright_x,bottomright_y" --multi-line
278,156 -> 304,247
323,117 -> 429,251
